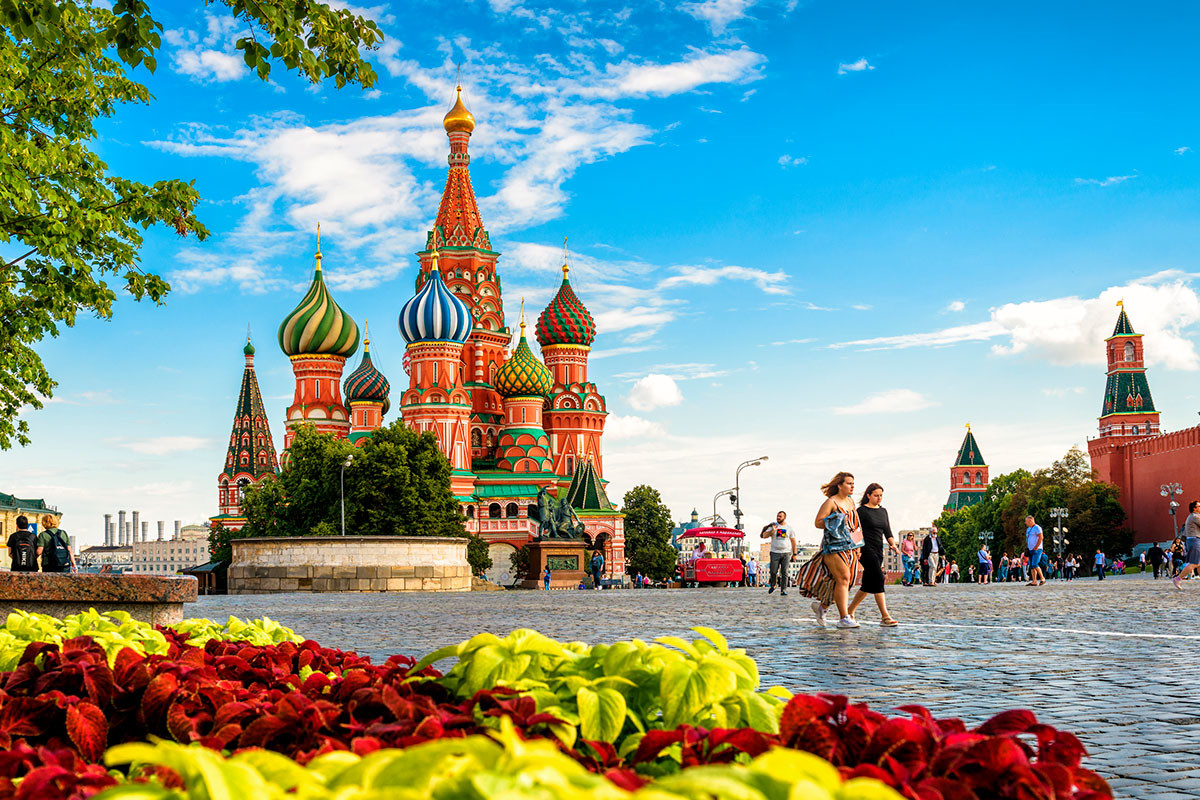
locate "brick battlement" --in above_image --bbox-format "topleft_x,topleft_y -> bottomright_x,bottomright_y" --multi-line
1128,425 -> 1200,459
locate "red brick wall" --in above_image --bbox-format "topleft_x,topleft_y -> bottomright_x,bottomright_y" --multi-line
1090,425 -> 1200,544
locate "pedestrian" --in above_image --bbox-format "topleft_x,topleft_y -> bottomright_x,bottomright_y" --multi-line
1094,548 -> 1105,580
949,561 -> 959,583
798,471 -> 863,629
999,552 -> 1010,582
920,528 -> 945,587
1024,516 -> 1046,587
543,564 -> 552,590
1171,538 -> 1186,577
977,544 -> 991,584
1139,551 -> 1147,573
1172,501 -> 1200,590
589,548 -> 605,590
1148,542 -> 1165,579
747,555 -> 758,587
37,515 -> 75,574
760,510 -> 797,596
900,532 -> 917,586
846,483 -> 900,626
6,515 -> 39,573
633,571 -> 643,588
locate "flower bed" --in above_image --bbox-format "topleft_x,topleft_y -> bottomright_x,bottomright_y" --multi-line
0,611 -> 1112,800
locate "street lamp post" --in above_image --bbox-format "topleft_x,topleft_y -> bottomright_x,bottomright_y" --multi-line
1048,507 -> 1069,556
341,455 -> 354,536
733,456 -> 768,531
712,488 -> 735,522
1161,482 -> 1184,537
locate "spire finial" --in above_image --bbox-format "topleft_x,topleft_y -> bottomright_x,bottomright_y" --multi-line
429,248 -> 440,272
246,323 -> 252,342
364,319 -> 370,351
1117,298 -> 1124,308
520,297 -> 526,334
456,62 -> 462,90
315,222 -> 323,270
562,236 -> 570,279
965,422 -> 971,432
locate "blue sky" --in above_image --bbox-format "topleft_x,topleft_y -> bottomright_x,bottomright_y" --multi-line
8,0 -> 1200,545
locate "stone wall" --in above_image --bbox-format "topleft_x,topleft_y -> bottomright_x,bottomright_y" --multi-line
228,537 -> 471,593
0,572 -> 197,624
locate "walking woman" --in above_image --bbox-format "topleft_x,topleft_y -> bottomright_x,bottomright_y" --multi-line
847,483 -> 900,626
797,471 -> 863,629
900,532 -> 917,586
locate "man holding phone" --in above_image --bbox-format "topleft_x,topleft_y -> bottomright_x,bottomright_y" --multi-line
761,510 -> 796,596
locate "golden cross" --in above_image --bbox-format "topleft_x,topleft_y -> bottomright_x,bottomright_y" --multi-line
456,62 -> 462,89
562,236 -> 569,278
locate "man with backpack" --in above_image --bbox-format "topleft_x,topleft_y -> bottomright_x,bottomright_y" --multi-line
6,515 -> 40,572
37,514 -> 75,574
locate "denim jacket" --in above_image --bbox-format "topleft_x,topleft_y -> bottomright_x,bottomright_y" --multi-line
822,510 -> 861,554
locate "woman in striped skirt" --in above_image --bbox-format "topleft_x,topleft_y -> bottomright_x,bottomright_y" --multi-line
798,471 -> 863,629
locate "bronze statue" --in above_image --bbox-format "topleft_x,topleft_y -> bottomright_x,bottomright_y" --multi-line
534,486 -> 586,540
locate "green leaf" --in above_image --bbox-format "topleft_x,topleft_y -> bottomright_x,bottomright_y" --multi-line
660,653 -> 738,728
577,686 -> 627,743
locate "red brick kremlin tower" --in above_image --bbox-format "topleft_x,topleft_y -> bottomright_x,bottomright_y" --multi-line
945,424 -> 989,511
395,86 -> 624,579
211,336 -> 279,530
1087,303 -> 1200,545
277,233 -> 361,448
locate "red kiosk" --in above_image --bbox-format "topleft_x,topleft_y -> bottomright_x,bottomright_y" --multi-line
677,526 -> 746,587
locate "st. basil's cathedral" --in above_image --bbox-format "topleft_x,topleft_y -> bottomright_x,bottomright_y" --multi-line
212,86 -> 625,581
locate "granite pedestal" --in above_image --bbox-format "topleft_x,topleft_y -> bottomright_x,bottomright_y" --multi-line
521,540 -> 587,589
0,572 -> 199,624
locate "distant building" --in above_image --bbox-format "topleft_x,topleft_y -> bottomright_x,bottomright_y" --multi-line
129,523 -> 210,575
1088,304 -> 1200,545
0,492 -> 61,539
670,509 -> 703,549
78,545 -> 132,573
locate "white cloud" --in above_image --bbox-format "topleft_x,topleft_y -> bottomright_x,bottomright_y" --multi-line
778,154 -> 807,168
164,14 -> 244,83
1042,387 -> 1087,398
680,0 -> 754,35
605,414 -> 667,440
627,374 -> 684,411
837,58 -> 874,75
833,389 -> 938,416
946,300 -> 966,312
851,304 -> 872,311
766,338 -> 816,346
1175,146 -> 1191,155
120,437 -> 212,456
657,264 -> 789,295
834,272 -> 1200,370
1074,174 -> 1137,187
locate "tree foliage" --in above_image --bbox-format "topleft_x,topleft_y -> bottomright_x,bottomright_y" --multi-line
621,485 -> 678,581
0,0 -> 382,448
217,423 -> 467,556
933,447 -> 1129,570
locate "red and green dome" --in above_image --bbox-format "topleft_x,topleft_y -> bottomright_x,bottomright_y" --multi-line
278,253 -> 360,358
344,339 -> 391,413
536,264 -> 595,348
495,322 -> 552,398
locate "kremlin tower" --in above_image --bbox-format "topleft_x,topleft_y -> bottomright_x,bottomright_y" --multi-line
344,325 -> 391,445
277,233 -> 360,448
537,242 -> 607,476
945,425 -> 988,511
1094,303 -> 1159,440
211,336 -> 279,530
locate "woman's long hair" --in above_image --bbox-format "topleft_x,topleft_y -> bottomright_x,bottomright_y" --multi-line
859,483 -> 883,506
821,471 -> 854,498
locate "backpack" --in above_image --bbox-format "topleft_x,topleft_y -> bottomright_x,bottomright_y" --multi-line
10,531 -> 38,571
42,529 -> 71,571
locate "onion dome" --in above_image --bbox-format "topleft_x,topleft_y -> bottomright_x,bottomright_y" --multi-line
443,85 -> 475,134
536,243 -> 596,347
344,334 -> 391,413
495,317 -> 553,398
278,245 -> 360,358
243,336 -> 255,356
399,252 -> 473,344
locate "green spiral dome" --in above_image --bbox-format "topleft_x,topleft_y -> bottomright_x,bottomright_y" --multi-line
278,258 -> 360,358
495,323 -> 552,398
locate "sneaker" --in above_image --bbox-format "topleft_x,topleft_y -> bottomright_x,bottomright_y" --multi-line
768,585 -> 775,594
836,616 -> 860,629
1173,576 -> 1184,590
780,589 -> 788,596
811,601 -> 826,627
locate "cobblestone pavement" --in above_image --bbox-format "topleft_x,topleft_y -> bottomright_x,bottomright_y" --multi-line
196,572 -> 1200,797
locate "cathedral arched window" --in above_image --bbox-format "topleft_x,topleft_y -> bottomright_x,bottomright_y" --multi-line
505,503 -> 518,518
1124,342 -> 1135,362
526,504 -> 536,519
567,456 -> 575,475
488,503 -> 501,518
465,505 -> 475,519
976,471 -> 983,485
471,430 -> 482,448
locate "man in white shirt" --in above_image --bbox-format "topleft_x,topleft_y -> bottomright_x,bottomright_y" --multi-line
760,511 -> 796,596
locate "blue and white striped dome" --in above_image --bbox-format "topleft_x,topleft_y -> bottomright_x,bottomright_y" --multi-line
399,267 -> 473,344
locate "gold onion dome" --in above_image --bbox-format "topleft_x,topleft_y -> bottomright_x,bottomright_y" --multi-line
278,245 -> 360,358
443,85 -> 475,134
495,318 -> 552,398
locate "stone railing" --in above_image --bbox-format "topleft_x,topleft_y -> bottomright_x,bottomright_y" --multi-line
228,536 -> 471,594
0,572 -> 198,624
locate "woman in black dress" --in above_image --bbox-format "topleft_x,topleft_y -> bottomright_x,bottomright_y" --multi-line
847,483 -> 900,626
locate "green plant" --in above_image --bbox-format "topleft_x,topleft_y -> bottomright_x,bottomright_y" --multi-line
415,627 -> 789,754
0,609 -> 168,670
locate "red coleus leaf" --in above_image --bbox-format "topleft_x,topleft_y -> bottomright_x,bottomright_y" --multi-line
65,702 -> 108,763
1029,724 -> 1088,768
605,768 -> 648,791
860,718 -> 935,776
239,714 -> 293,749
166,699 -> 209,742
977,709 -> 1038,737
141,673 -> 179,727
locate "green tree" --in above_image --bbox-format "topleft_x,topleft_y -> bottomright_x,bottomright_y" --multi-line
621,485 -> 678,581
466,534 -> 491,577
1,0 -> 382,448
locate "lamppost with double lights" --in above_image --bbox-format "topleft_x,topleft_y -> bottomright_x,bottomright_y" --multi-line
1161,482 -> 1184,537
712,488 -> 735,522
341,455 -> 354,536
1048,507 -> 1069,557
733,456 -> 768,531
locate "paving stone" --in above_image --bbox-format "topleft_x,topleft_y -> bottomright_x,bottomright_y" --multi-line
193,574 -> 1199,800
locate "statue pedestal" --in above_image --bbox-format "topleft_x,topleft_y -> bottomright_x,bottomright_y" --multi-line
521,540 -> 587,590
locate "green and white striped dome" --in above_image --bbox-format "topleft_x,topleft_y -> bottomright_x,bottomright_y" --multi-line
278,253 -> 360,358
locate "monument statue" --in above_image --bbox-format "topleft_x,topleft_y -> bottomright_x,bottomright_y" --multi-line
534,486 -> 586,541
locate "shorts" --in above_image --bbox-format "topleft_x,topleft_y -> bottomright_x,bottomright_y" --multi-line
978,563 -> 991,575
1187,537 -> 1200,566
1027,549 -> 1043,568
